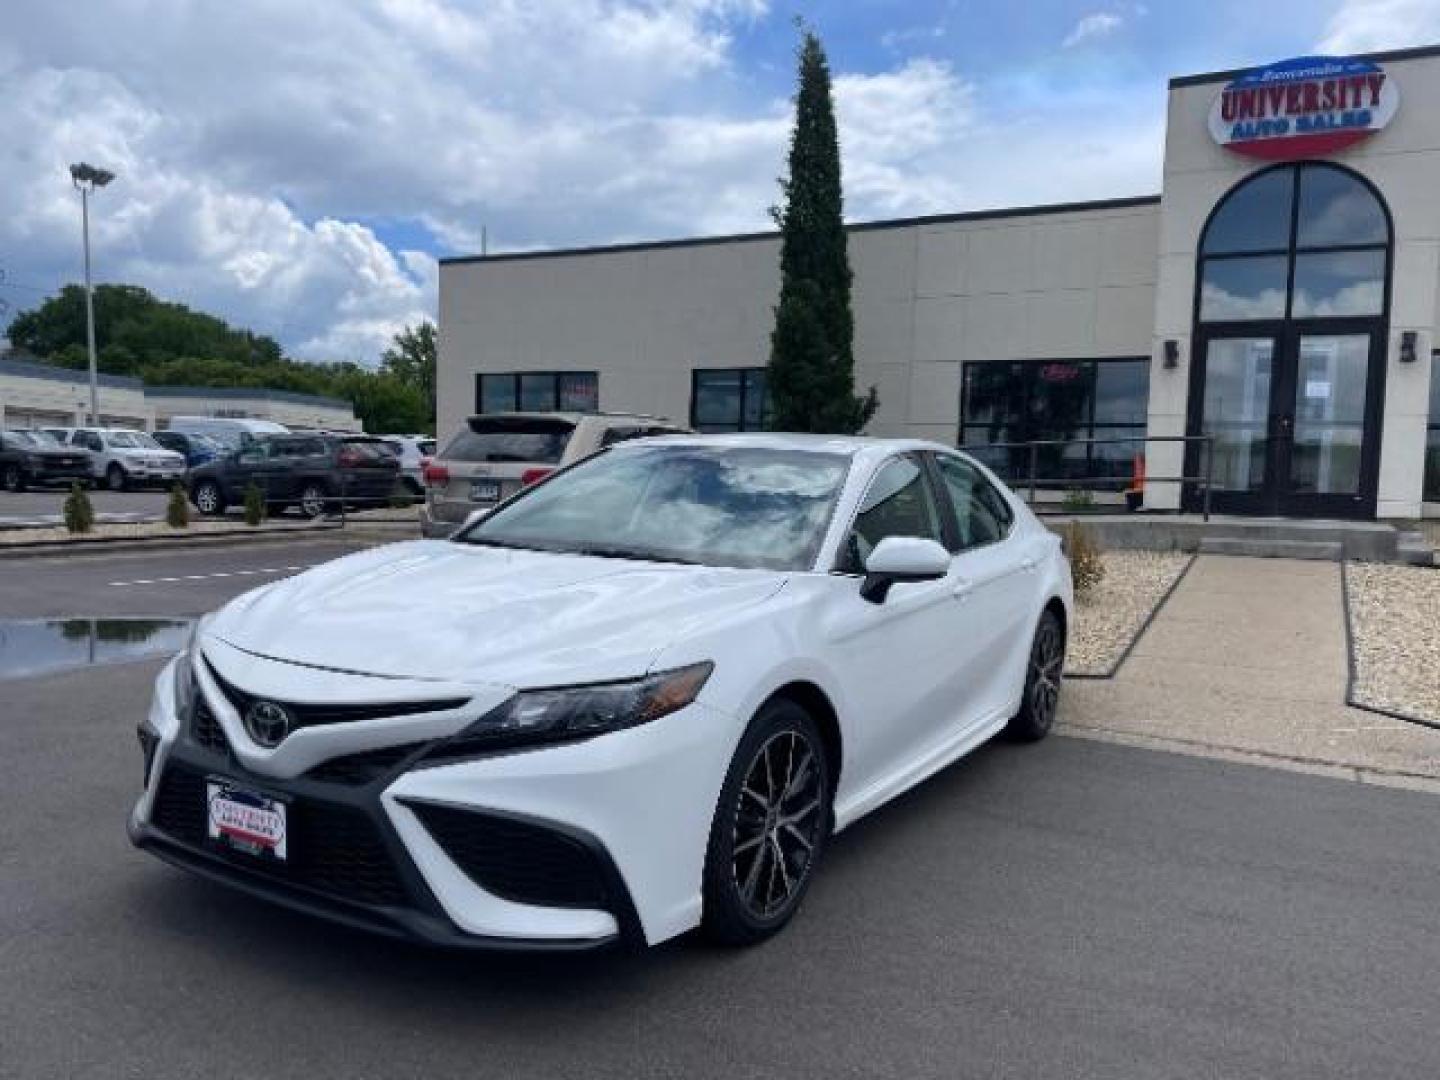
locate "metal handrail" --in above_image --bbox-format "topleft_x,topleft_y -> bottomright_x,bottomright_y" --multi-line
962,433 -> 1216,521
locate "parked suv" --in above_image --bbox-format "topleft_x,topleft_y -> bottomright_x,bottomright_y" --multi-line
187,433 -> 400,518
420,412 -> 691,537
152,430 -> 224,469
0,430 -> 94,491
60,428 -> 187,491
379,434 -> 437,496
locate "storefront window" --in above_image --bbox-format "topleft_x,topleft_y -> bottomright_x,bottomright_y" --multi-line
692,368 -> 769,432
476,372 -> 598,414
959,358 -> 1149,490
1426,354 -> 1440,504
1198,163 -> 1389,324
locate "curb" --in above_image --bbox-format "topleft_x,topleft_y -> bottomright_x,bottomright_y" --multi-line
1065,552 -> 1197,681
1338,560 -> 1440,733
0,523 -> 349,559
1057,722 -> 1440,795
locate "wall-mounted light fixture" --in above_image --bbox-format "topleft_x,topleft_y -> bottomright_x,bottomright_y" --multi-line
1163,339 -> 1180,370
1399,330 -> 1418,364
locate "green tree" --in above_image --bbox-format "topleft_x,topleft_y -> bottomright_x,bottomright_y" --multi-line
63,482 -> 95,534
766,28 -> 876,434
380,321 -> 436,428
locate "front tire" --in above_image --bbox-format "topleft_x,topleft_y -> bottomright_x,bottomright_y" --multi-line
702,698 -> 832,947
2,464 -> 24,493
192,480 -> 225,516
1005,609 -> 1064,742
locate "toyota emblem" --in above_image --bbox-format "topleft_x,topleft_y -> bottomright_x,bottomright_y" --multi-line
243,700 -> 293,748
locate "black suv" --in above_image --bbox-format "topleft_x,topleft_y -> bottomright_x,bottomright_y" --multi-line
1,430 -> 94,492
187,434 -> 399,517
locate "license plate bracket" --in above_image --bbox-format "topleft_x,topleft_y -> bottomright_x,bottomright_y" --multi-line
206,779 -> 288,862
470,479 -> 500,502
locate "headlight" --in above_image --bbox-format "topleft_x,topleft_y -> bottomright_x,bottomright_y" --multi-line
172,621 -> 200,714
425,662 -> 713,763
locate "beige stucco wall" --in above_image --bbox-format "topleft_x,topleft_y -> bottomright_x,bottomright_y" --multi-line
0,373 -> 154,430
1151,51 -> 1440,517
437,201 -> 1160,448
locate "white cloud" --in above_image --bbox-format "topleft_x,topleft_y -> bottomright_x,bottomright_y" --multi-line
0,0 -> 1170,366
1063,11 -> 1124,48
1318,0 -> 1440,52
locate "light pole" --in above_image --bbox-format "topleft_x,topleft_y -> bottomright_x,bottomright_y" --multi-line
69,162 -> 115,426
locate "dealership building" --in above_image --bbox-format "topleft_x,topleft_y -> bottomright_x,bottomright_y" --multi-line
439,45 -> 1440,520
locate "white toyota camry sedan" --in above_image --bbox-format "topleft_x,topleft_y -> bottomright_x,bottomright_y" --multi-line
130,434 -> 1071,950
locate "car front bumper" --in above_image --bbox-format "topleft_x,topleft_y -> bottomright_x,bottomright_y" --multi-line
130,655 -> 737,949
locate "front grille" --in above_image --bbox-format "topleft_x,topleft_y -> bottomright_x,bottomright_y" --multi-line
305,742 -> 428,786
408,801 -> 611,909
190,697 -> 230,752
151,763 -> 410,907
205,662 -> 467,733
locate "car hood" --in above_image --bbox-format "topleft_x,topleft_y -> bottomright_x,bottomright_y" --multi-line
206,540 -> 787,686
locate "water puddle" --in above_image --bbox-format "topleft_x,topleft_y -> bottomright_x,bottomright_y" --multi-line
0,617 -> 193,682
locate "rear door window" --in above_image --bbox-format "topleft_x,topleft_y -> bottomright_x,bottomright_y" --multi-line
443,418 -> 576,464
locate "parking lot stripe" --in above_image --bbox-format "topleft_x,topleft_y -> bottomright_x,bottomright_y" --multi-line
107,565 -> 309,587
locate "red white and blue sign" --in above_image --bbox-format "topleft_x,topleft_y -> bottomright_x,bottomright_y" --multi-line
1208,56 -> 1399,160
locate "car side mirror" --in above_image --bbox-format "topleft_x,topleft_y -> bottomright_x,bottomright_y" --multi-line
860,536 -> 951,604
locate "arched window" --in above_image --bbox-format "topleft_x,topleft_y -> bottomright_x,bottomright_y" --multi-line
1198,163 -> 1390,323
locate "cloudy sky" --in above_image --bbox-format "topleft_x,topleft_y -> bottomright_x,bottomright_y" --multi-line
2,0 -> 1438,365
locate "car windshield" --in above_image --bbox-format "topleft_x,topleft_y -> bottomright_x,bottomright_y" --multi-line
13,431 -> 61,448
459,444 -> 850,571
108,432 -> 157,449
444,418 -> 575,464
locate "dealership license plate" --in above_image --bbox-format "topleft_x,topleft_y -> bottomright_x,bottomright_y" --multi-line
206,780 -> 288,861
470,479 -> 500,502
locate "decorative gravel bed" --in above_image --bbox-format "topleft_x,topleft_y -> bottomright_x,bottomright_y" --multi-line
1345,562 -> 1440,725
1066,551 -> 1192,677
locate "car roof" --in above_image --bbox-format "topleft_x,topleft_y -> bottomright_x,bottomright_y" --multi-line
466,411 -> 682,426
630,431 -> 948,457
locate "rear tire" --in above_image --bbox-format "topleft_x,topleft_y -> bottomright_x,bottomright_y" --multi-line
702,698 -> 832,947
1005,609 -> 1064,742
2,464 -> 23,493
193,480 -> 225,516
298,483 -> 328,519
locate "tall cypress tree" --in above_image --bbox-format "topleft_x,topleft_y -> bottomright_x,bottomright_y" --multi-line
767,29 -> 877,434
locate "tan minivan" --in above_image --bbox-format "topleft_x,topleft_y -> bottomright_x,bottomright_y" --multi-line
420,412 -> 691,537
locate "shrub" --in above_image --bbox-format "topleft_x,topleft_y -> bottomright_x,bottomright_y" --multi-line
63,482 -> 95,534
1062,486 -> 1094,513
1066,521 -> 1106,600
243,481 -> 266,526
165,482 -> 190,528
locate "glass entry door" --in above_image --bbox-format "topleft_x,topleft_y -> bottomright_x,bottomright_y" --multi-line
1191,325 -> 1384,517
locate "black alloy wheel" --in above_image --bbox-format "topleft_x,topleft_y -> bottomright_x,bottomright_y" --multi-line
703,699 -> 831,945
1006,609 -> 1064,742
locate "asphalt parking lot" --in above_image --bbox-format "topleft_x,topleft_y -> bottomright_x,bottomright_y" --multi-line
0,487 -> 172,526
3,538 -> 1440,1079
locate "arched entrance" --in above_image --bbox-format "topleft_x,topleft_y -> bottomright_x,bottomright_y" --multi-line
1186,162 -> 1392,518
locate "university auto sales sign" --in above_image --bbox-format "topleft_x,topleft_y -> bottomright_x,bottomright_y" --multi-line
1209,55 -> 1399,160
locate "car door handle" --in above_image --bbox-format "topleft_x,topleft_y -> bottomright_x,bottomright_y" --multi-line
951,578 -> 975,600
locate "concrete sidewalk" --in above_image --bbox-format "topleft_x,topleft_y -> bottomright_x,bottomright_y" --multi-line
1059,554 -> 1440,788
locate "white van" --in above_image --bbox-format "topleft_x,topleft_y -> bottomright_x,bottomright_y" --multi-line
164,416 -> 288,451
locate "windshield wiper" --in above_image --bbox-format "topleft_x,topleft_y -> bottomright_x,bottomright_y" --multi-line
457,536 -> 553,553
572,544 -> 702,566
